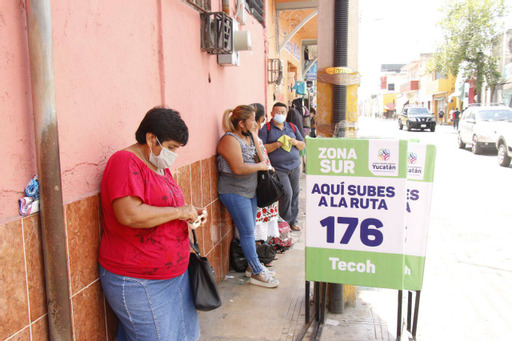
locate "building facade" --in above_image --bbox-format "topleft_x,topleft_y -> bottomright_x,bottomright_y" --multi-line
378,64 -> 406,118
492,28 -> 512,107
1,1 -> 269,339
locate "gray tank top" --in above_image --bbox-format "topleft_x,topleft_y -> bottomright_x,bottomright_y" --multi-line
217,132 -> 258,198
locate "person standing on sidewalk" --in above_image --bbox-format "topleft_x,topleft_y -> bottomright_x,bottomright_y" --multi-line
251,103 -> 280,242
453,108 -> 461,130
310,107 -> 317,137
217,105 -> 279,288
259,102 -> 305,232
98,107 -> 206,341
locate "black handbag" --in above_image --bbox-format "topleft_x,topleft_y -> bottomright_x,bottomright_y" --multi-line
256,169 -> 284,208
188,230 -> 222,311
256,240 -> 277,265
229,238 -> 248,272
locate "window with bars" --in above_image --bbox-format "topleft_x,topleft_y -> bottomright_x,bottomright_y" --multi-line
246,0 -> 265,26
185,0 -> 211,13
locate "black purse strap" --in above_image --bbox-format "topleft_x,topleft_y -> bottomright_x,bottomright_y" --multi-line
190,229 -> 201,256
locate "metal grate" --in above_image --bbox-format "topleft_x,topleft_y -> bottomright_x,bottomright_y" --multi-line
268,59 -> 283,85
186,0 -> 211,13
200,12 -> 233,54
246,0 -> 265,26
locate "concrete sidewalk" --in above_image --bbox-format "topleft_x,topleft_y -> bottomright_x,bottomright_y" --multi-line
198,175 -> 399,341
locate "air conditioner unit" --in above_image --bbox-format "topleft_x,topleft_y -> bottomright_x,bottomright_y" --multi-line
268,59 -> 283,85
200,12 -> 233,54
234,30 -> 252,51
217,20 -> 251,66
186,0 -> 211,13
218,52 -> 240,66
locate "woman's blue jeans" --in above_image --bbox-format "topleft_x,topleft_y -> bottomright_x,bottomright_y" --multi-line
99,265 -> 200,341
219,193 -> 263,274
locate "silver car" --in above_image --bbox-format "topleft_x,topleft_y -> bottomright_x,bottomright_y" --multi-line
458,105 -> 512,154
497,123 -> 512,167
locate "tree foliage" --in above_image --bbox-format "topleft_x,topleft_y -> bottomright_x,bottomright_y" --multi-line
430,0 -> 506,101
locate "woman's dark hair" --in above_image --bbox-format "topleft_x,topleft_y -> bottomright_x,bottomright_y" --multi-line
251,103 -> 265,121
135,107 -> 189,145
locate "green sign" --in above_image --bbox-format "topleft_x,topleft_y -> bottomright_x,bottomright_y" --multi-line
404,143 -> 436,290
305,137 -> 408,290
305,137 -> 436,290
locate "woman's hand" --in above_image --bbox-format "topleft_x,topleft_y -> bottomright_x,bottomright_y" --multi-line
257,161 -> 269,171
179,204 -> 199,222
195,207 -> 208,227
112,196 -> 201,229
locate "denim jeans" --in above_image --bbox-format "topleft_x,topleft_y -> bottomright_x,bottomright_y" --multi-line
99,265 -> 200,341
218,193 -> 263,274
276,166 -> 301,225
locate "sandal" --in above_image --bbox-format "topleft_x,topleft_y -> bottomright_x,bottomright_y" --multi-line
290,224 -> 302,231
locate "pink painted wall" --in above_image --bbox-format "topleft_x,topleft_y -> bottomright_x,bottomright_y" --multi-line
162,1 -> 266,162
0,1 -> 36,221
0,0 -> 266,222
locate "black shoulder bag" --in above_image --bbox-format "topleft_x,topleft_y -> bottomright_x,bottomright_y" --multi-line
256,169 -> 284,208
250,134 -> 284,208
188,230 -> 222,311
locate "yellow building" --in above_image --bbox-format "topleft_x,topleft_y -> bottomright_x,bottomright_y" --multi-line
382,93 -> 397,118
423,74 -> 456,121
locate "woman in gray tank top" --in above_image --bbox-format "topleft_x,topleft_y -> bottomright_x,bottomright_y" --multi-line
217,105 -> 279,288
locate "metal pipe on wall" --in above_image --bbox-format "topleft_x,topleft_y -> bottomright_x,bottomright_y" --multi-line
25,1 -> 73,339
222,0 -> 230,14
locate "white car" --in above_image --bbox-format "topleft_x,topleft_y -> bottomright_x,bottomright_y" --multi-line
497,123 -> 512,167
458,105 -> 512,154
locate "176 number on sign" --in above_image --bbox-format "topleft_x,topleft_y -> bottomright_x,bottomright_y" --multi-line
320,216 -> 384,247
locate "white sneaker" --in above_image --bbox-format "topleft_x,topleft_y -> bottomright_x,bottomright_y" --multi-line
249,272 -> 279,288
245,263 -> 276,278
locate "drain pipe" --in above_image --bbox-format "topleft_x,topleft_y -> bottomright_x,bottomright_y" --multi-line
332,0 -> 349,137
222,0 -> 230,14
328,0 -> 349,314
25,1 -> 73,340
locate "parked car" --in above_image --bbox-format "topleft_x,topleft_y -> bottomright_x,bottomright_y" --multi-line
457,105 -> 512,154
398,107 -> 436,132
496,123 -> 512,167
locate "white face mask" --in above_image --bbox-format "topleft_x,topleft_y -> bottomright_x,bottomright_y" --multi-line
273,114 -> 286,124
259,118 -> 266,130
149,137 -> 178,170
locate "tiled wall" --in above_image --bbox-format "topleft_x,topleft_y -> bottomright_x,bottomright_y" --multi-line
0,155 -> 232,340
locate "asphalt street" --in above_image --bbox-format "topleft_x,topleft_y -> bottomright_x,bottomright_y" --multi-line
351,117 -> 512,341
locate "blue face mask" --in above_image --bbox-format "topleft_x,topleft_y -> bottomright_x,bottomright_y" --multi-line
273,114 -> 286,124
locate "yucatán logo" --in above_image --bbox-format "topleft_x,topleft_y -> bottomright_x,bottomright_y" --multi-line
407,152 -> 417,164
407,152 -> 423,176
378,149 -> 391,161
371,148 -> 397,173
